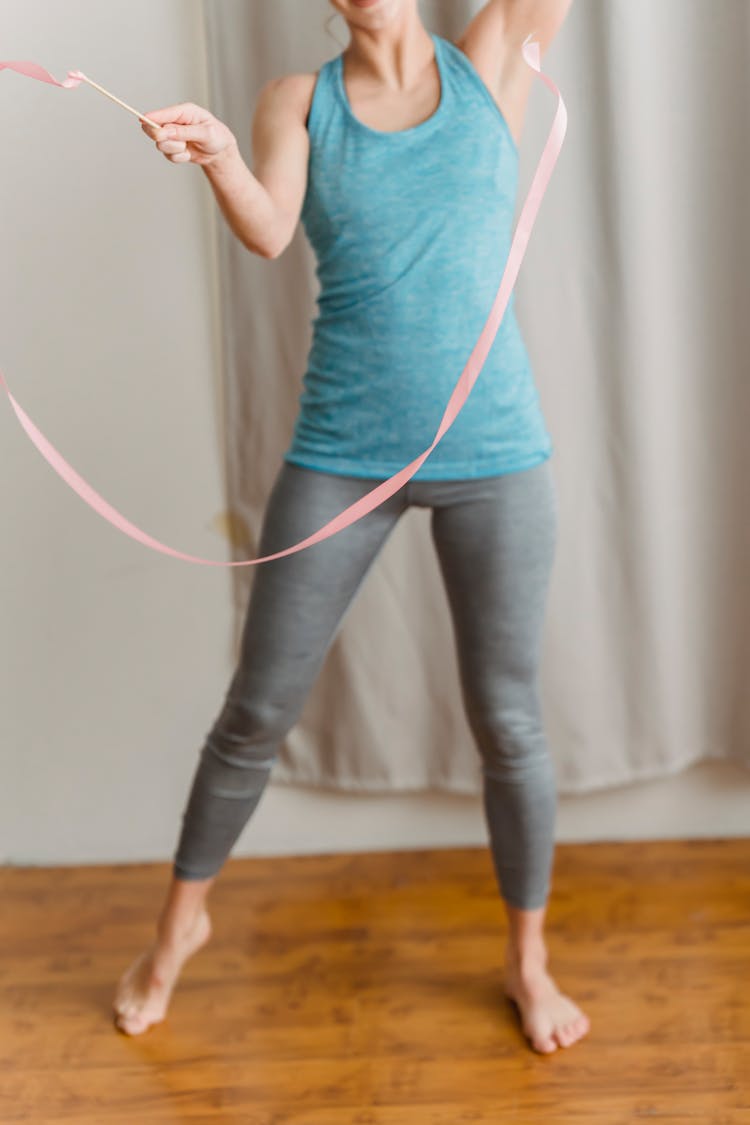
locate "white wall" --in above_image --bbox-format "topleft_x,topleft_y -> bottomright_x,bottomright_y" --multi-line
2,1 -> 746,874
0,0 -> 236,867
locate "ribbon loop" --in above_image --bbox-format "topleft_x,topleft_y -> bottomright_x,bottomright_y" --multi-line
0,38 -> 566,567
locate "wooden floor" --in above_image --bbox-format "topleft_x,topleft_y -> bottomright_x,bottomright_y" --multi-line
1,839 -> 748,1124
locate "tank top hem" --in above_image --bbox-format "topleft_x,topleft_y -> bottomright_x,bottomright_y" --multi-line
283,446 -> 553,482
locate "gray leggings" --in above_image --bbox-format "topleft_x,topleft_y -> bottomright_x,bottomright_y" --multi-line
173,457 -> 559,910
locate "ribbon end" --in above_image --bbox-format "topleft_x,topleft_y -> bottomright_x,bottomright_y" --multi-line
521,35 -> 541,70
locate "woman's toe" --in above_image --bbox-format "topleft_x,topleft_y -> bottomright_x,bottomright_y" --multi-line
535,1034 -> 558,1053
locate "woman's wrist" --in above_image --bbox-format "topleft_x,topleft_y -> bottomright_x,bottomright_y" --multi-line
201,137 -> 242,177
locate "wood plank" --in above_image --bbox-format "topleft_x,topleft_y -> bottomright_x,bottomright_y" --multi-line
0,841 -> 748,1122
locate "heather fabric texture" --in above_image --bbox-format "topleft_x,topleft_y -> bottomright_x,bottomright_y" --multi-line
174,459 -> 558,907
283,33 -> 553,480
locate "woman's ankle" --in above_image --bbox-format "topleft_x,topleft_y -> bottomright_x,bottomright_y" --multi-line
156,873 -> 214,942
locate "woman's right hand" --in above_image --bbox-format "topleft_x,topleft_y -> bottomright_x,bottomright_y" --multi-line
140,103 -> 238,168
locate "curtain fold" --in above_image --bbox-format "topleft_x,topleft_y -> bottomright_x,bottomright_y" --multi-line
201,0 -> 750,793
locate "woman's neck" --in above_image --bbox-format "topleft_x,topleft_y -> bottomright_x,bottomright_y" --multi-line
343,16 -> 434,91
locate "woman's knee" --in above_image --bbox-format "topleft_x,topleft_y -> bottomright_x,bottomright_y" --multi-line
469,701 -> 552,781
204,693 -> 295,768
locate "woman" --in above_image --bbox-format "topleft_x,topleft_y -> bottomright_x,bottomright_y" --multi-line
113,0 -> 586,1054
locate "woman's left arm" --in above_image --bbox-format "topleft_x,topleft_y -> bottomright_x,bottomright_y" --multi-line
457,1 -> 574,91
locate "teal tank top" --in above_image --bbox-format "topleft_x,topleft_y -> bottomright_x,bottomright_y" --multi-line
283,32 -> 553,481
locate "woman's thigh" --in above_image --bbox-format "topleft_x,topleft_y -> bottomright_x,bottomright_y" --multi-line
226,461 -> 406,714
428,461 -> 558,712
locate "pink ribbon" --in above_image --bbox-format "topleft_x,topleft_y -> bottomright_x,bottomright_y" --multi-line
0,37 -> 567,567
0,59 -> 85,87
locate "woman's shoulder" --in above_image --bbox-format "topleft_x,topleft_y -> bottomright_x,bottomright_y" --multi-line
259,71 -> 320,130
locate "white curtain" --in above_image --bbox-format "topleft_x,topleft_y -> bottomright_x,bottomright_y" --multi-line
201,0 -> 750,793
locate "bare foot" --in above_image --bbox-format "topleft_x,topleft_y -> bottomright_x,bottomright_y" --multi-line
503,956 -> 590,1054
113,909 -> 212,1035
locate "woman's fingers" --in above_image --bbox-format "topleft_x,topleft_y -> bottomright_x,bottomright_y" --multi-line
159,122 -> 213,142
137,105 -> 234,166
159,138 -> 188,154
141,118 -> 221,154
140,105 -> 210,140
141,103 -> 199,125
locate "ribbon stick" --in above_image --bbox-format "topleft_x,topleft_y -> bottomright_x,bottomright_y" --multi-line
0,36 -> 567,568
